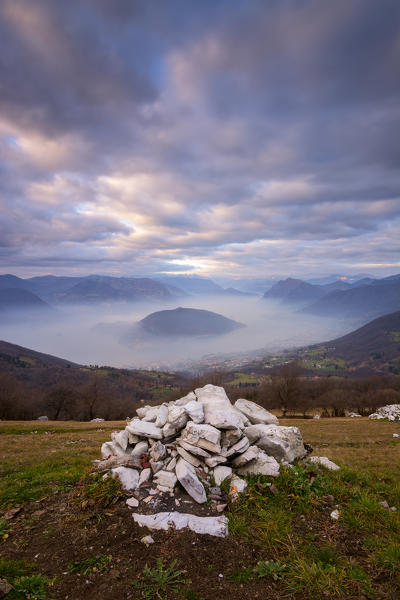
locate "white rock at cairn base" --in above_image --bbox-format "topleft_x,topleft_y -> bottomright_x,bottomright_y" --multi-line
234,398 -> 279,425
111,467 -> 139,491
236,450 -> 280,477
132,512 -> 228,537
175,457 -> 207,504
245,424 -> 306,463
213,465 -> 232,486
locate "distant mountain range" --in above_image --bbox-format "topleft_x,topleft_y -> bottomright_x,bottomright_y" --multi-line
0,288 -> 51,314
263,274 -> 400,322
138,307 -> 245,337
0,273 -> 254,307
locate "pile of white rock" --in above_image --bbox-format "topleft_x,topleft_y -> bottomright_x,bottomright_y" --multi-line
98,384 -> 307,505
369,404 -> 400,421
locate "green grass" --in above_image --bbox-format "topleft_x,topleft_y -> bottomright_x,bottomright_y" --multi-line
0,559 -> 54,599
67,553 -> 112,576
228,462 -> 400,597
132,559 -> 191,600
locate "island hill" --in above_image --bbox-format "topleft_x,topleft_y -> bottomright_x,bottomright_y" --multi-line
138,307 -> 245,337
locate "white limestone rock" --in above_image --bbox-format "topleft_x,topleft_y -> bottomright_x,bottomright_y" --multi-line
138,468 -> 152,486
176,447 -> 202,468
101,441 -> 126,458
112,429 -> 129,452
126,497 -> 139,508
221,428 -> 242,448
181,421 -> 221,452
184,400 -> 204,424
162,422 -> 179,439
132,511 -> 228,537
136,405 -> 152,418
308,456 -> 340,471
150,460 -> 165,474
143,406 -> 161,422
131,440 -> 149,457
177,439 -> 211,457
167,405 -> 188,430
229,476 -> 248,498
195,384 -> 248,429
127,432 -> 140,444
153,470 -> 177,490
225,436 -> 250,457
111,467 -> 139,491
155,404 -> 169,428
232,445 -> 260,467
175,457 -> 207,503
127,419 -> 163,440
234,398 -> 279,425
165,456 -> 177,471
236,451 -> 280,477
205,455 -> 227,468
213,466 -> 233,486
174,391 -> 197,406
150,441 -> 167,462
245,424 -> 306,463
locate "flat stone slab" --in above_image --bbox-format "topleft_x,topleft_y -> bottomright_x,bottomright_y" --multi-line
132,511 -> 228,537
127,419 -> 163,440
234,398 -> 279,425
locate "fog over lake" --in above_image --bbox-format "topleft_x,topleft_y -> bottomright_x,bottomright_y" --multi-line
0,296 -> 358,369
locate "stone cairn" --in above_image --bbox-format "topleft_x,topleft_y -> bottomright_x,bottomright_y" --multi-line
95,384 -> 307,510
369,404 -> 400,421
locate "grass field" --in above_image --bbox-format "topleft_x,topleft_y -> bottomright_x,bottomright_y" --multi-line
1,417 -> 399,599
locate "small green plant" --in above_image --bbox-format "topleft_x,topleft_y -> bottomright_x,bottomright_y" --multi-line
253,559 -> 286,580
12,574 -> 55,599
67,553 -> 112,576
227,565 -> 254,584
183,591 -> 205,600
132,558 -> 191,600
0,517 -> 9,540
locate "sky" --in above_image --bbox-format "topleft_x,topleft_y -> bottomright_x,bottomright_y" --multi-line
0,0 -> 399,280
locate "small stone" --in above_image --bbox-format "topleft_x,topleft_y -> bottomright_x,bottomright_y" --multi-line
229,476 -> 248,499
138,468 -> 152,486
205,455 -> 227,468
177,447 -> 202,467
142,406 -> 161,422
143,495 -> 154,503
131,440 -> 149,457
216,504 -> 227,513
155,404 -> 169,428
126,497 -> 139,508
225,436 -> 250,457
213,465 -> 232,486
167,405 -> 188,430
330,510 -> 340,520
165,457 -> 177,471
157,485 -> 171,493
141,535 -> 154,545
150,460 -> 165,474
308,456 -> 340,471
154,470 -> 177,489
390,506 -> 397,512
150,441 -> 167,462
177,439 -> 211,457
393,433 -> 399,438
379,500 -> 389,509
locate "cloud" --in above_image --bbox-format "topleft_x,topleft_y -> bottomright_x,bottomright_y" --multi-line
0,0 -> 399,277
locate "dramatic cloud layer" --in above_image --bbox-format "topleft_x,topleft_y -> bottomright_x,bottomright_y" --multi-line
0,0 -> 399,278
